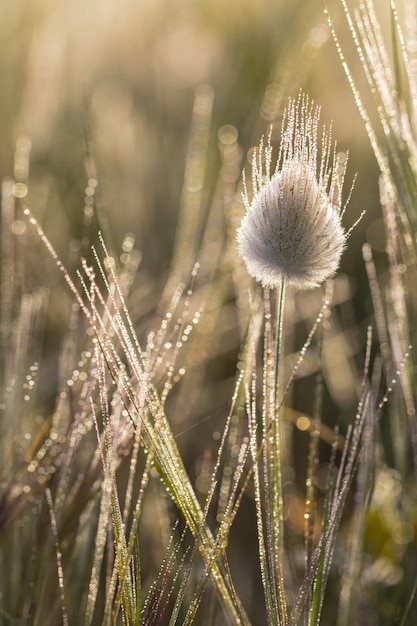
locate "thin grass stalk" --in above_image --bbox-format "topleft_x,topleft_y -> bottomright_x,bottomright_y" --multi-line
159,544 -> 191,626
165,374 -> 249,625
390,0 -> 417,101
323,2 -> 395,220
263,290 -> 281,624
248,369 -> 281,625
336,358 -> 381,626
95,370 -> 145,623
329,0 -> 417,258
304,369 -> 324,621
247,374 -> 276,624
293,373 -> 373,624
290,455 -> 342,622
84,474 -> 113,623
45,488 -> 69,626
144,526 -> 191,626
108,441 -> 148,625
308,425 -> 340,625
167,547 -> 195,626
131,357 -> 245,616
123,455 -> 151,621
124,437 -> 147,622
304,288 -> 332,604
171,393 -> 250,621
241,303 -> 280,625
110,486 -> 138,624
362,241 -> 407,474
382,179 -> 417,479
95,349 -> 136,623
183,552 -> 236,626
358,2 -> 417,239
134,536 -> 141,626
180,431 -> 252,625
110,367 -> 247,619
272,279 -> 288,625
85,397 -> 115,625
399,571 -> 417,626
141,522 -> 182,623
25,208 -> 249,625
28,471 -> 87,625
36,363 -> 100,547
217,296 -> 336,626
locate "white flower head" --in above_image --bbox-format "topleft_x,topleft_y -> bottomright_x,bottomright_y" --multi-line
237,93 -> 349,290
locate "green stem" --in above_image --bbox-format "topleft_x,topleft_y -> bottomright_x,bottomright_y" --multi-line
274,278 -> 286,405
273,278 -> 288,624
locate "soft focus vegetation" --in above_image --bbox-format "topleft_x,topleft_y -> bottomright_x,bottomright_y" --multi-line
1,0 -> 416,624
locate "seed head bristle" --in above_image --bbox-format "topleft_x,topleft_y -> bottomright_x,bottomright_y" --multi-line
237,93 -> 348,290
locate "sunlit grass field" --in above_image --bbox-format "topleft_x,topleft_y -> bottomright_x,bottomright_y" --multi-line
1,1 -> 417,624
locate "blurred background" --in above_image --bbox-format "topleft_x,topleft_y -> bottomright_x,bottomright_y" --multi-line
0,0 -> 382,259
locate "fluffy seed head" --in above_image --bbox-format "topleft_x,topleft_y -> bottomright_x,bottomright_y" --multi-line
237,93 -> 348,290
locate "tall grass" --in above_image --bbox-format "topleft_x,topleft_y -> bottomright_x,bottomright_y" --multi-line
1,0 -> 417,624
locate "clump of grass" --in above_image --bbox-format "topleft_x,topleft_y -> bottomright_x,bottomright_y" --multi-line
325,0 -> 417,622
1,1 -> 417,624
0,97 -> 378,626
